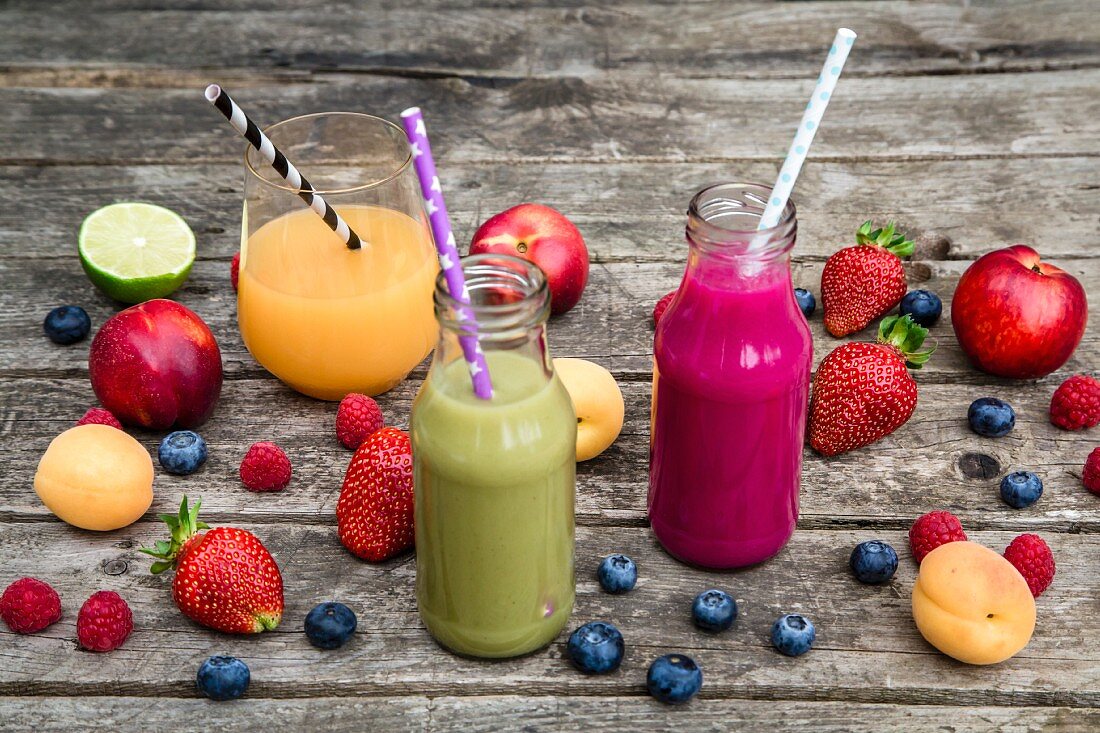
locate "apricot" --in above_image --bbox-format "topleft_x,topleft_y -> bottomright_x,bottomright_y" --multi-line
912,541 -> 1035,665
553,358 -> 624,462
34,424 -> 154,531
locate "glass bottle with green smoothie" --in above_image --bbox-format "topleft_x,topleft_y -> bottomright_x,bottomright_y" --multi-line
411,254 -> 576,659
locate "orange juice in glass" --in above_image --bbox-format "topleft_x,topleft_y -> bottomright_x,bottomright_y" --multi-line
238,113 -> 438,399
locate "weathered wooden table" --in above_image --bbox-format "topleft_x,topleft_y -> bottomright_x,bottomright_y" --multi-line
2,2 -> 1099,730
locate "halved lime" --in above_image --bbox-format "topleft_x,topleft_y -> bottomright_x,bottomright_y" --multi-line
79,202 -> 196,303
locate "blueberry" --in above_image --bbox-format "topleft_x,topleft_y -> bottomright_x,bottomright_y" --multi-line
691,589 -> 738,632
646,653 -> 702,704
158,431 -> 208,475
196,655 -> 250,701
1000,471 -> 1043,509
967,397 -> 1016,438
899,290 -> 942,327
566,621 -> 624,674
794,288 -> 816,318
771,614 -> 815,656
43,305 -> 91,345
849,540 -> 899,584
597,554 -> 637,594
304,602 -> 357,650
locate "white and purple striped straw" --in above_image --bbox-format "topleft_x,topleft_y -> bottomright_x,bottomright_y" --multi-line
400,107 -> 493,400
758,28 -> 857,230
204,84 -> 364,250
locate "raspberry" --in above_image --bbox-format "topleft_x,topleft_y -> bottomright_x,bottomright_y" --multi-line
240,441 -> 292,492
908,510 -> 967,564
231,252 -> 240,292
1003,534 -> 1055,598
0,577 -> 62,634
77,590 -> 132,652
1084,447 -> 1100,495
1050,374 -> 1100,430
335,393 -> 385,450
653,290 -> 676,326
76,408 -> 122,430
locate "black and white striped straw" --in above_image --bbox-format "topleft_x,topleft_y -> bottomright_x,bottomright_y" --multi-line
204,84 -> 363,250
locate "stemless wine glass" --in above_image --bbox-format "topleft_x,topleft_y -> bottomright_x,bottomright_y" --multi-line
238,112 -> 438,400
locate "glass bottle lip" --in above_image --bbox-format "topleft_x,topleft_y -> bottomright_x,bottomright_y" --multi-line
687,181 -> 797,256
434,253 -> 551,332
243,112 -> 413,196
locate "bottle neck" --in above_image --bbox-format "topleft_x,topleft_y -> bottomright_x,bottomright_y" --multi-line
433,254 -> 553,385
683,182 -> 797,293
683,242 -> 794,293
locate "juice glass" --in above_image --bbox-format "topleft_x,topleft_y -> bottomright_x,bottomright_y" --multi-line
411,254 -> 576,658
239,113 -> 438,400
649,183 -> 812,568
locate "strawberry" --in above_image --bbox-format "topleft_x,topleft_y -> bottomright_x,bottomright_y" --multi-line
337,427 -> 414,562
809,315 -> 934,456
821,221 -> 913,337
141,497 -> 283,634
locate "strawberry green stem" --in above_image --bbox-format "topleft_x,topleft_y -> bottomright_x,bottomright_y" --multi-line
878,315 -> 935,368
856,220 -> 914,257
139,496 -> 210,574
255,613 -> 281,632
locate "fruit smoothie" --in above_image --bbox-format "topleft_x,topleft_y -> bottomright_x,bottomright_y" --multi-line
238,205 -> 438,399
649,187 -> 812,569
412,350 -> 576,658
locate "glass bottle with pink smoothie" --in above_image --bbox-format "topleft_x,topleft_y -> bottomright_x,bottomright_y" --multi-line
649,182 -> 812,569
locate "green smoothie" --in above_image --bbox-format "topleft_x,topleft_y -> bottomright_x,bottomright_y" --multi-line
411,350 -> 576,658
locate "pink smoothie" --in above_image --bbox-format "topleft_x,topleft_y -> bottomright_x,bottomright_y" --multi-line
649,256 -> 812,568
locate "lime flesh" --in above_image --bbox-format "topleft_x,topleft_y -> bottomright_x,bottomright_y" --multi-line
79,202 -> 196,303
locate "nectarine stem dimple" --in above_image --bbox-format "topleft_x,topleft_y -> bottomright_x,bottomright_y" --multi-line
517,242 -> 528,253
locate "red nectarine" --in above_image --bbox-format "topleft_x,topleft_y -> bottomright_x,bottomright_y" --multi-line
89,299 -> 223,429
470,204 -> 589,316
952,245 -> 1087,378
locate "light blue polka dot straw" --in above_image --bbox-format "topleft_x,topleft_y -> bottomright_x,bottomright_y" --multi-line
758,28 -> 857,230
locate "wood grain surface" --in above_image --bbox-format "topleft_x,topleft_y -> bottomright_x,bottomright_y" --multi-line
1,1 -> 1098,730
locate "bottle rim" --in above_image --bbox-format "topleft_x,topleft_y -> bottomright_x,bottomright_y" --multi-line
244,112 -> 412,196
433,253 -> 551,333
687,182 -> 797,257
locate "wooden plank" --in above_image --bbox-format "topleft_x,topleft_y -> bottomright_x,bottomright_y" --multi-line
2,256 -> 1097,378
2,372 -> 1098,531
2,0 -> 1096,720
2,2 -> 1098,79
1,157 -> 1098,264
0,524 -> 1096,704
3,70 -> 1100,165
2,697 -> 1099,733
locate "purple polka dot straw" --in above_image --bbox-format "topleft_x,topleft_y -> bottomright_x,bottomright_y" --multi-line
400,107 -> 493,400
